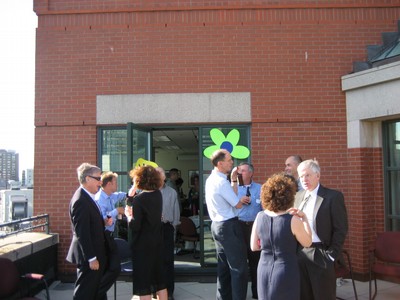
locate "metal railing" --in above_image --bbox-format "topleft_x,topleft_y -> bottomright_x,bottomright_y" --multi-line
0,214 -> 50,238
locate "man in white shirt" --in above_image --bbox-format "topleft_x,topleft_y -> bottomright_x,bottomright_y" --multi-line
205,149 -> 249,300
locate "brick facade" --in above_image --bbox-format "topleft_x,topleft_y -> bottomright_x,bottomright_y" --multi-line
33,0 -> 400,277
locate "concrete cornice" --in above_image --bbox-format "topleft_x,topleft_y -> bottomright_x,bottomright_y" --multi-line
342,60 -> 400,91
34,2 -> 400,16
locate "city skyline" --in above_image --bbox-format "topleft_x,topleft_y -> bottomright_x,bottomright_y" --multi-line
0,1 -> 37,176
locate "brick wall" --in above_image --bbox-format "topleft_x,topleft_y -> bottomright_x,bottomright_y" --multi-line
33,1 -> 399,276
345,147 -> 384,277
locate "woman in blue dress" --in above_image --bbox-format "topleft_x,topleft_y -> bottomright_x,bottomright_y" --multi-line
250,173 -> 312,300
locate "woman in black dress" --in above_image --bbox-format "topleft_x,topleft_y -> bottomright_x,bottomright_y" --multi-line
250,173 -> 312,300
126,165 -> 168,300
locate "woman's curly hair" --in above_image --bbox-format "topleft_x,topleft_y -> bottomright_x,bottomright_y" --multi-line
261,173 -> 297,212
129,165 -> 162,191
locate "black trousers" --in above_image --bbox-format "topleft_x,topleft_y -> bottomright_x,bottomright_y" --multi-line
240,220 -> 260,298
74,251 -> 117,300
163,223 -> 175,296
74,261 -> 105,300
98,236 -> 121,299
298,244 -> 336,300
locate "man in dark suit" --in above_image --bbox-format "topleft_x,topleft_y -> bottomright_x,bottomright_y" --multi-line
294,159 -> 348,300
66,163 -> 116,300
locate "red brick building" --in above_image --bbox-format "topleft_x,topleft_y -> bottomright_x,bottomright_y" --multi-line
33,0 -> 400,279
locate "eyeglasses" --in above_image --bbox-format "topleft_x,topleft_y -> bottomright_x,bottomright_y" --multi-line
87,175 -> 102,182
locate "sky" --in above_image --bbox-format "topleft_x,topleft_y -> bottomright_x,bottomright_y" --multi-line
0,1 -> 37,177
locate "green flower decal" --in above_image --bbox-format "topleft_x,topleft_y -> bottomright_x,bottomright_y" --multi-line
203,128 -> 250,159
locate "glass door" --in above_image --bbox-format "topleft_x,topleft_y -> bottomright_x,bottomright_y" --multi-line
98,123 -> 152,192
199,126 -> 250,267
98,124 -> 251,267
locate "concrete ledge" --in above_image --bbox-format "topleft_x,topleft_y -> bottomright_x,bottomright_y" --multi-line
0,232 -> 59,261
342,61 -> 400,91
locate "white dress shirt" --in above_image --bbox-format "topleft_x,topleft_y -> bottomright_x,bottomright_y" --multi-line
205,169 -> 240,222
302,184 -> 322,243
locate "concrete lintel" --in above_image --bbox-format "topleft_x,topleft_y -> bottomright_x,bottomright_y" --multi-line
97,92 -> 251,124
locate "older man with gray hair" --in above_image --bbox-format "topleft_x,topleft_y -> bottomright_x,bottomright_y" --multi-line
294,159 -> 348,300
67,163 -> 116,300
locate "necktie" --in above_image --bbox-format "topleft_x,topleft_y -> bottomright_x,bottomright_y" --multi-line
246,186 -> 251,197
299,194 -> 311,211
109,196 -> 113,212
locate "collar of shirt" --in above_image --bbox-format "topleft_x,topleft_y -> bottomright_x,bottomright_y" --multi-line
95,189 -> 109,199
82,186 -> 96,200
213,169 -> 229,180
238,185 -> 251,194
238,182 -> 256,193
305,183 -> 320,200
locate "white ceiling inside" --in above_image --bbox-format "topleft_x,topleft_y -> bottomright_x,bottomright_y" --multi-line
153,129 -> 199,154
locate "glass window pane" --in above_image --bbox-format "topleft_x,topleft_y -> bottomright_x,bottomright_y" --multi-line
386,122 -> 400,167
388,218 -> 400,231
201,126 -> 250,171
100,129 -> 127,172
131,128 -> 150,168
117,174 -> 130,196
384,120 -> 400,231
203,219 -> 216,266
387,170 -> 400,222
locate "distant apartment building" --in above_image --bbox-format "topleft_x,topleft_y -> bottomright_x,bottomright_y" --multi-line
0,149 -> 19,189
22,169 -> 33,188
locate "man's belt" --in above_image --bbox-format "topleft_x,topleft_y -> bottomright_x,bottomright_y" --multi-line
239,220 -> 254,226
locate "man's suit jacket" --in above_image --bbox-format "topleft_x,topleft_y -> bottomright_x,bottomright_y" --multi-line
66,187 -> 106,265
294,185 -> 348,261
